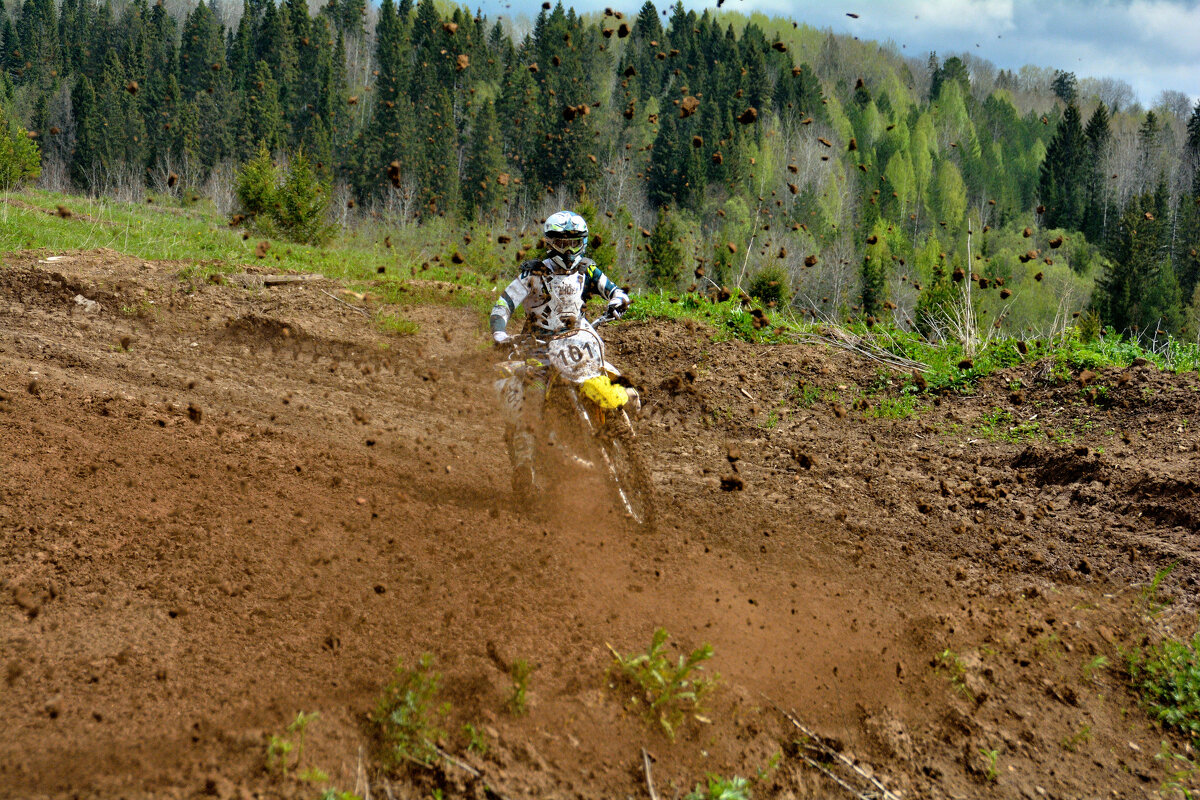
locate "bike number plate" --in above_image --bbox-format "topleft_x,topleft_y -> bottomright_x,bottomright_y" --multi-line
548,331 -> 604,382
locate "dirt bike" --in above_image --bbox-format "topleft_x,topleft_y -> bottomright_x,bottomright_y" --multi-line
495,311 -> 655,529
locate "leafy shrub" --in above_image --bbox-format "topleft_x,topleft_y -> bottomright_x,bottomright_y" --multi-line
748,263 -> 790,307
609,627 -> 717,739
234,146 -> 333,245
372,654 -> 449,768
0,112 -> 41,190
1127,631 -> 1200,744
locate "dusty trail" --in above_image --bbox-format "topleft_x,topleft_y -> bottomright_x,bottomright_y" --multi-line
2,251 -> 1199,799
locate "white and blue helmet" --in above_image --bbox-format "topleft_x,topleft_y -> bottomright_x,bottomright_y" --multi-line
544,210 -> 588,261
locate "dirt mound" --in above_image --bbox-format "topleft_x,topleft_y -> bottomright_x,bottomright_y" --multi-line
3,252 -> 1200,799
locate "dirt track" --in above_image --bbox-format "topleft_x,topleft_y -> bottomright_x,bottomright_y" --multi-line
3,251 -> 1200,799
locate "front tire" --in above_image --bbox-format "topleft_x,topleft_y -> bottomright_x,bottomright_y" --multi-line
598,409 -> 656,530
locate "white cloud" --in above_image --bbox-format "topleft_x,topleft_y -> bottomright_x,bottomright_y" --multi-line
481,0 -> 1199,105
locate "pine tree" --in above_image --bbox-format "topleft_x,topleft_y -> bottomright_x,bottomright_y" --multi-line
1081,103 -> 1111,243
645,206 -> 683,289
415,86 -> 458,217
1038,104 -> 1087,231
237,60 -> 284,161
1096,187 -> 1184,337
461,100 -> 506,222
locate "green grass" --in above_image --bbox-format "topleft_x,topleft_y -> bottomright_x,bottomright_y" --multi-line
0,188 -> 499,316
7,187 -> 1199,384
868,394 -> 922,420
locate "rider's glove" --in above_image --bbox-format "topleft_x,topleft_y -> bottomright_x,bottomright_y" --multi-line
492,330 -> 512,347
607,298 -> 629,319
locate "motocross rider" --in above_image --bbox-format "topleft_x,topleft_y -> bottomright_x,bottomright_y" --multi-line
490,210 -> 631,494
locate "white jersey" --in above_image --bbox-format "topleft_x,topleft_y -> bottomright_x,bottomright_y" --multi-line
490,256 -> 628,335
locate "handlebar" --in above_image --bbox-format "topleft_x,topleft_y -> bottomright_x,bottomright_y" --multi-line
497,310 -> 618,357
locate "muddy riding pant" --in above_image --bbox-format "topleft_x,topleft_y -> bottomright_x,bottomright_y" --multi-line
494,362 -> 544,468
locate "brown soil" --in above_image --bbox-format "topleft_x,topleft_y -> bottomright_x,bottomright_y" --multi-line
3,250 -> 1200,800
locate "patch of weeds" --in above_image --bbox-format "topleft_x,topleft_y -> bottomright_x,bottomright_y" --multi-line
507,659 -> 535,716
976,408 -> 1042,443
1033,633 -> 1064,659
1060,724 -> 1092,752
684,774 -> 751,800
1128,630 -> 1200,744
372,654 -> 449,769
120,299 -> 157,319
869,394 -> 921,420
789,381 -> 822,408
265,711 -> 319,777
1156,741 -> 1200,797
374,309 -> 419,336
935,649 -> 974,702
979,747 -> 1000,782
758,409 -> 779,429
463,723 -> 489,756
1082,655 -> 1110,683
609,627 -> 718,740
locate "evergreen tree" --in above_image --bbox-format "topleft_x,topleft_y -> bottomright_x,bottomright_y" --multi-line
645,206 -> 683,289
461,100 -> 506,221
1051,71 -> 1077,104
237,60 -> 284,161
1096,186 -> 1184,337
1081,103 -> 1111,243
1038,104 -> 1087,231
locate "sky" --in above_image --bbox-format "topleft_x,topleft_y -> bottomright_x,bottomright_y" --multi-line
468,0 -> 1200,107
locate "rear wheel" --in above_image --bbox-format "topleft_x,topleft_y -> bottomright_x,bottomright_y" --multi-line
598,409 -> 656,530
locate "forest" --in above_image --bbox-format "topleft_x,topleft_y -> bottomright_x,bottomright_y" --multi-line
0,0 -> 1198,344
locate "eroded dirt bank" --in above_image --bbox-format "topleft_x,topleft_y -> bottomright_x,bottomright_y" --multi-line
3,251 -> 1199,799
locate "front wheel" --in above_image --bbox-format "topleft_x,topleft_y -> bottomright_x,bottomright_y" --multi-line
598,409 -> 656,531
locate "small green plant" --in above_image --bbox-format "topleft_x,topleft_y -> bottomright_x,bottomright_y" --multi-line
1082,655 -> 1110,682
299,766 -> 330,783
508,659 -> 535,716
609,627 -> 718,739
1060,724 -> 1092,752
265,710 -> 320,776
375,310 -> 419,336
463,723 -> 489,755
754,751 -> 782,783
372,654 -> 449,768
1128,631 -> 1200,745
684,773 -> 751,800
1142,563 -> 1178,615
979,747 -> 1000,781
759,408 -> 779,429
935,649 -> 974,702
